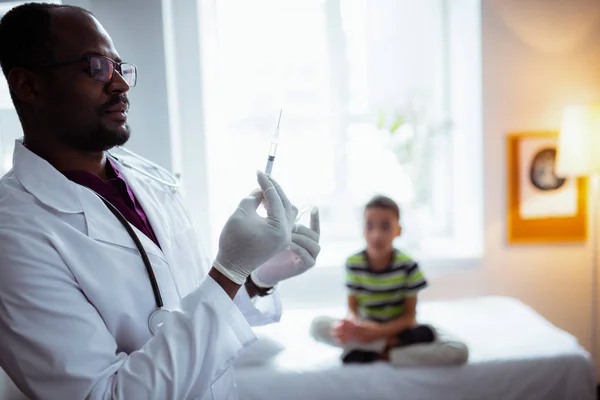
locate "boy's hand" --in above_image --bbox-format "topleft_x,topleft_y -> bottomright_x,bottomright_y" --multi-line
351,320 -> 385,343
333,319 -> 355,344
333,319 -> 385,344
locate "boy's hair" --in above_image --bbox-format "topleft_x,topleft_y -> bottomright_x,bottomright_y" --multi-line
364,195 -> 400,221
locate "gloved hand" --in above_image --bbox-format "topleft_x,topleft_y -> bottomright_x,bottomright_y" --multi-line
213,171 -> 296,285
251,207 -> 321,288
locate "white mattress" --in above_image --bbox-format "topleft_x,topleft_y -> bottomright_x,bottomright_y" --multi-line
234,296 -> 596,400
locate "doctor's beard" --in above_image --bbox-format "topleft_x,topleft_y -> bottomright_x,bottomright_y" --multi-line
56,98 -> 132,153
57,120 -> 131,153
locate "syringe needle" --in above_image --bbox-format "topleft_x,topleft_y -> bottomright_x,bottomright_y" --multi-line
276,108 -> 283,130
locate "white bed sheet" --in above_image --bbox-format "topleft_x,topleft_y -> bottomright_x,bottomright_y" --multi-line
234,296 -> 596,400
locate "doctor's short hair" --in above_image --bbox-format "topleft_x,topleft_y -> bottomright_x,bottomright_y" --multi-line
0,3 -> 92,107
364,195 -> 400,221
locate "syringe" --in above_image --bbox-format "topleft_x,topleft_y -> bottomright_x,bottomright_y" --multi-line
265,109 -> 283,176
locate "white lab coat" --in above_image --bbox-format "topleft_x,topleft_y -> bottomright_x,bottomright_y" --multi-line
0,140 -> 282,400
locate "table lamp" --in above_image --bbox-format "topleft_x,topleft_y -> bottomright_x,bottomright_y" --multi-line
556,102 -> 600,368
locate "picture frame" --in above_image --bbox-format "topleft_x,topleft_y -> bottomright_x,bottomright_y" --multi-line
506,131 -> 587,244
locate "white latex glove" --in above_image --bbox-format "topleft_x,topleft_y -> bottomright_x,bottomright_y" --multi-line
213,171 -> 296,285
251,207 -> 321,288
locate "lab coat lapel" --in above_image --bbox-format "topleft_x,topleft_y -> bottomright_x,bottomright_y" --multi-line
76,185 -> 167,262
12,140 -> 82,214
12,139 -> 167,262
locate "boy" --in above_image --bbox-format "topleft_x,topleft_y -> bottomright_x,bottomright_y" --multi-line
311,195 -> 437,364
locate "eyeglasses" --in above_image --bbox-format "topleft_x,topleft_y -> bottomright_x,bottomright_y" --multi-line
38,55 -> 137,87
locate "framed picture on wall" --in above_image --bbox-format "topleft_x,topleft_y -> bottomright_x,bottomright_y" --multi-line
506,131 -> 587,244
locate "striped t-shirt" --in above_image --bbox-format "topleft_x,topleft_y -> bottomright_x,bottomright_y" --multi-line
345,249 -> 427,323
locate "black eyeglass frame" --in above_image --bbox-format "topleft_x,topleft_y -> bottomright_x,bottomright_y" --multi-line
34,55 -> 137,87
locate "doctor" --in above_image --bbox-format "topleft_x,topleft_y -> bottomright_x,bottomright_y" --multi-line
0,3 -> 320,400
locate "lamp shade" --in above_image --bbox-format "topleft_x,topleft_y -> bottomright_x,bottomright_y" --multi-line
556,102 -> 600,177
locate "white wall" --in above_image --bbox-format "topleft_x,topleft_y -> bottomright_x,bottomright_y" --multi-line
424,0 -> 600,366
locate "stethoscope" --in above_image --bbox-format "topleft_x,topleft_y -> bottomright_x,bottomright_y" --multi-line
94,192 -> 170,335
91,152 -> 176,336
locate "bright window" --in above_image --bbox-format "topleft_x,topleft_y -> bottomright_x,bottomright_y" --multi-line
198,0 -> 482,267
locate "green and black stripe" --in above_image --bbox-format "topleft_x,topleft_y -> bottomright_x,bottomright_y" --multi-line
345,250 -> 427,322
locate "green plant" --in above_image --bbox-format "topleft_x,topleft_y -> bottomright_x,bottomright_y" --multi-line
377,108 -> 451,203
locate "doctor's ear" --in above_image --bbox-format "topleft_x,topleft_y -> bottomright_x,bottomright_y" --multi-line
7,67 -> 42,106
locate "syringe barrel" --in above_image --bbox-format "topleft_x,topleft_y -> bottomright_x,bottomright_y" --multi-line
269,141 -> 279,157
265,156 -> 275,175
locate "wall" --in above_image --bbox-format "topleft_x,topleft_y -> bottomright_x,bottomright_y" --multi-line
423,0 -> 600,367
